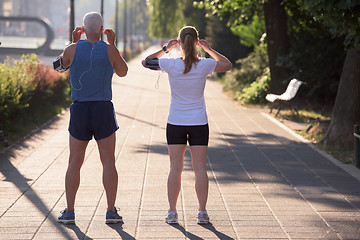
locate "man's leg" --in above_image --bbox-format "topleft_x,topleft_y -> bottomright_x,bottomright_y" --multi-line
97,133 -> 118,211
65,135 -> 89,211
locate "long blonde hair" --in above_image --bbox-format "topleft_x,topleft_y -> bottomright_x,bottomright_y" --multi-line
179,26 -> 199,74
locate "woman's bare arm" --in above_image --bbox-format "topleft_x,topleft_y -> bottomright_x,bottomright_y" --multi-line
198,39 -> 232,72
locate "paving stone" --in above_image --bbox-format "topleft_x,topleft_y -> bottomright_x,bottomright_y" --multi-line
0,47 -> 359,240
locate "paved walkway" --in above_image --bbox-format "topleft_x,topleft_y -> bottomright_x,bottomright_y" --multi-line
1,48 -> 359,240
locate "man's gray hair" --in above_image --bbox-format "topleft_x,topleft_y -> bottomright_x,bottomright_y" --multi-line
83,12 -> 103,34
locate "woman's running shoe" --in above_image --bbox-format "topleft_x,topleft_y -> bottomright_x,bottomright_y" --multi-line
197,211 -> 210,225
165,211 -> 178,224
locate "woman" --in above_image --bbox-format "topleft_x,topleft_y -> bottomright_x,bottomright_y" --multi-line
142,26 -> 232,224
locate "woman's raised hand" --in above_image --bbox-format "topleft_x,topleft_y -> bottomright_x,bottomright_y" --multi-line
197,39 -> 211,52
166,39 -> 179,51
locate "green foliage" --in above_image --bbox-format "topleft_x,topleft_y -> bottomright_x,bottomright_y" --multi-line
195,0 -> 264,48
204,15 -> 251,63
221,43 -> 269,102
182,0 -> 207,37
146,0 -> 251,62
298,0 -> 360,48
111,0 -> 150,41
237,67 -> 271,104
0,54 -> 37,120
148,0 -> 183,38
231,15 -> 265,48
278,32 -> 345,104
167,0 -> 350,108
195,0 -> 263,26
0,54 -> 70,141
281,1 -> 346,104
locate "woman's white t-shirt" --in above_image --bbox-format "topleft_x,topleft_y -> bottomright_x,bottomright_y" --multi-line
159,58 -> 217,126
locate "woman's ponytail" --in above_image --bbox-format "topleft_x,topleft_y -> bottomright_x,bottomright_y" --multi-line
179,26 -> 199,74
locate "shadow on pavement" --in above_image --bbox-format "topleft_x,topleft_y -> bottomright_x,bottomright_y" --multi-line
107,223 -> 136,240
200,223 -> 235,240
0,157 -> 75,239
63,224 -> 94,240
170,224 -> 203,240
116,112 -> 165,130
134,130 -> 360,211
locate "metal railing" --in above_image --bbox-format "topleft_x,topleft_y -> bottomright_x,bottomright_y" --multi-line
355,125 -> 360,168
0,16 -> 61,56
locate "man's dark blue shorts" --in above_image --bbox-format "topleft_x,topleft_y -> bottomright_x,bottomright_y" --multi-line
68,101 -> 119,141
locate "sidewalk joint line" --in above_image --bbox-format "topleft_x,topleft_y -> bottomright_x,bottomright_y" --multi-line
261,112 -> 360,182
207,85 -> 291,239
134,89 -> 157,239
0,146 -> 67,219
180,182 -> 187,239
287,150 -> 360,211
256,112 -> 356,238
55,144 -> 97,240
210,116 -> 290,239
246,110 -> 346,239
31,191 -> 66,239
207,155 -> 240,240
257,147 -> 343,240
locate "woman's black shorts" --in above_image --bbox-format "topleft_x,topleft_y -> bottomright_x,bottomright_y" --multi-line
68,101 -> 119,141
166,123 -> 209,146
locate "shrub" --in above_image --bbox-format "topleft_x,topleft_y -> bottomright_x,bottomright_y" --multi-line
237,67 -> 271,104
220,42 -> 269,102
0,54 -> 70,141
0,55 -> 36,121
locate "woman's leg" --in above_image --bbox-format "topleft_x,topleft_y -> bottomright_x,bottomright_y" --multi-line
66,135 -> 89,211
97,133 -> 118,212
167,144 -> 187,212
189,145 -> 208,212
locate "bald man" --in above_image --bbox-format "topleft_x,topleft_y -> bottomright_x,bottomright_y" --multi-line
57,12 -> 128,224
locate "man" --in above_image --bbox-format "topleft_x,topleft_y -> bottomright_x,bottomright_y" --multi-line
57,12 -> 128,224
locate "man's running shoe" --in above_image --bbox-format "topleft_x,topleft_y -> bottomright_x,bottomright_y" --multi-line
197,211 -> 209,225
165,211 -> 178,224
106,207 -> 123,224
58,209 -> 75,224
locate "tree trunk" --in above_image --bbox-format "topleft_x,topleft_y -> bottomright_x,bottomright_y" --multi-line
323,48 -> 360,146
263,0 -> 290,94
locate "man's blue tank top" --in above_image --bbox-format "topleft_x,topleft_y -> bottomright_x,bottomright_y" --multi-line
70,40 -> 113,101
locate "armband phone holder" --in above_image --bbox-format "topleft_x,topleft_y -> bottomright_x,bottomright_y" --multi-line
53,56 -> 69,72
145,58 -> 160,70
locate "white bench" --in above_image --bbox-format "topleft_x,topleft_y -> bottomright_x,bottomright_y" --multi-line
265,78 -> 304,116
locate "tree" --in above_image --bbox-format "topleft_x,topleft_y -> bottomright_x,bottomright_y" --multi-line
182,0 -> 207,37
204,15 -> 251,63
283,0 -> 345,105
263,0 -> 290,94
196,0 -> 290,94
148,0 -> 183,38
301,0 -> 360,146
194,0 -> 264,48
110,0 -> 150,42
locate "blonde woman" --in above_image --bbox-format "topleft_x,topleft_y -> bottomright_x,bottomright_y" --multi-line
142,26 -> 232,224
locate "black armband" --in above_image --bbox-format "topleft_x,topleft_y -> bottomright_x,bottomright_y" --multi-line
145,58 -> 160,70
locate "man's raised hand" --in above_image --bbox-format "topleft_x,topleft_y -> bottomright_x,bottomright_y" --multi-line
104,29 -> 116,46
72,27 -> 84,43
